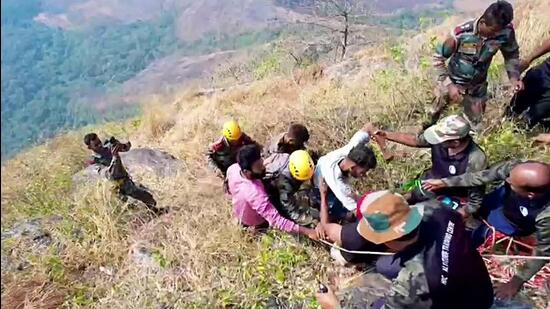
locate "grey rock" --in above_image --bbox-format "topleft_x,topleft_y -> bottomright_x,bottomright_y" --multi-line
118,148 -> 183,178
1,215 -> 63,272
1,215 -> 62,245
325,59 -> 361,81
72,148 -> 183,186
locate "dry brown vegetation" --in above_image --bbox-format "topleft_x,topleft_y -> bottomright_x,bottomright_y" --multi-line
2,1 -> 550,308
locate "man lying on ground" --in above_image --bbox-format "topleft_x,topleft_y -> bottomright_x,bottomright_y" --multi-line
534,133 -> 550,145
226,144 -> 320,239
84,133 -> 161,214
316,191 -> 494,309
207,120 -> 257,177
423,160 -> 550,299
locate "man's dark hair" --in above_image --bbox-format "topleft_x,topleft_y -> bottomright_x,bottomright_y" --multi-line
482,0 -> 513,28
347,143 -> 377,169
237,144 -> 262,171
288,123 -> 310,143
457,135 -> 472,144
84,133 -> 98,146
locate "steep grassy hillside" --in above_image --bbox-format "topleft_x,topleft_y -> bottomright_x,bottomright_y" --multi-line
2,1 -> 549,308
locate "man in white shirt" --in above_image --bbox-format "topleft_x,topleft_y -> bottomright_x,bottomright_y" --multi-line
313,125 -> 377,225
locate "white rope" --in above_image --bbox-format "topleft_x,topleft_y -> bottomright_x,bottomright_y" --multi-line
481,254 -> 550,261
318,239 -> 550,261
319,239 -> 394,256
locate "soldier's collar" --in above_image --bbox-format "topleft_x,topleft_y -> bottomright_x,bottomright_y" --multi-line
473,17 -> 480,35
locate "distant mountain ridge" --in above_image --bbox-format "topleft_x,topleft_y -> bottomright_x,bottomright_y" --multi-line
1,0 -> 454,159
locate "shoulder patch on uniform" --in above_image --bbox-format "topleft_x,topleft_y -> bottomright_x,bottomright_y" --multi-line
454,20 -> 474,35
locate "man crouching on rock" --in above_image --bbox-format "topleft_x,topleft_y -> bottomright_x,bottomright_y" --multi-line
83,133 -> 162,215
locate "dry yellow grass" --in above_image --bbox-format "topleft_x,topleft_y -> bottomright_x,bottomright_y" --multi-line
2,1 -> 550,308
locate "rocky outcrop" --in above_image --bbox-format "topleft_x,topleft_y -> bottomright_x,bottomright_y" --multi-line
1,215 -> 63,272
72,148 -> 183,185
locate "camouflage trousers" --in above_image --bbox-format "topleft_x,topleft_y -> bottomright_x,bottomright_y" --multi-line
269,189 -> 320,228
114,178 -> 158,212
288,190 -> 320,228
429,81 -> 488,131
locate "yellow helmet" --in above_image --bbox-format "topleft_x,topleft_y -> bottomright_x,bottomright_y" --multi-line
222,120 -> 242,142
288,150 -> 315,181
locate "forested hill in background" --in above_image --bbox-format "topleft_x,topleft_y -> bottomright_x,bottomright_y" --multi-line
0,0 -> 279,159
1,0 -> 462,160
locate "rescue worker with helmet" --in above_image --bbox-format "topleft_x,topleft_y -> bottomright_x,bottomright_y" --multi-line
264,150 -> 320,227
207,120 -> 258,177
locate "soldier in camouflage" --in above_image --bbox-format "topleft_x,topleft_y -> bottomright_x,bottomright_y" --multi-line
207,120 -> 257,177
84,133 -> 160,214
316,192 -> 493,309
263,150 -> 319,227
369,115 -> 488,219
431,0 -> 523,130
423,160 -> 550,299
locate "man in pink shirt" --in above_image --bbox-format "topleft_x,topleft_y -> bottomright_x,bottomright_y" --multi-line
226,144 -> 319,239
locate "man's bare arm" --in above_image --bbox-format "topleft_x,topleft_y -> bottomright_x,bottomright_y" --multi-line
381,131 -> 422,148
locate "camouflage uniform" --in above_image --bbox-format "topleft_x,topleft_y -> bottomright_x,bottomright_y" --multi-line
90,138 -> 157,211
440,160 -> 550,283
207,133 -> 256,176
270,171 -> 319,227
382,206 -> 493,309
432,18 -> 520,128
263,152 -> 319,227
383,255 -> 432,309
412,132 -> 488,216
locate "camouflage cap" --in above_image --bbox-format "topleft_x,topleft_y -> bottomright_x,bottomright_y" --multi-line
357,191 -> 424,244
423,115 -> 471,145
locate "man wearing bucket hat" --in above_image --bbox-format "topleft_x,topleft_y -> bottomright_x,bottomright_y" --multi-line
322,191 -> 425,265
317,191 -> 494,309
369,115 -> 487,218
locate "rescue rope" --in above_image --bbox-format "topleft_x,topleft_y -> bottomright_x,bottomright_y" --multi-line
318,239 -> 550,261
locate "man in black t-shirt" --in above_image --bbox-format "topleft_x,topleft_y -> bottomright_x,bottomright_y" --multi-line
317,191 -> 494,309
